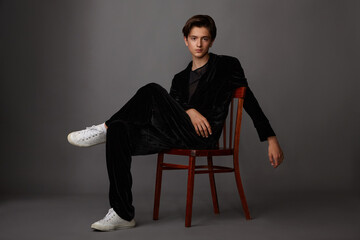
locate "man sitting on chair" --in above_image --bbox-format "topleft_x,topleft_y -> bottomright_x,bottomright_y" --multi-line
67,14 -> 284,231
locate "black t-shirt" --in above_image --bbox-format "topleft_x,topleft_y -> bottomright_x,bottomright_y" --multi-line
188,62 -> 209,102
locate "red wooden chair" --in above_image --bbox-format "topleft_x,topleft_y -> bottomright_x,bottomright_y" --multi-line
153,87 -> 251,227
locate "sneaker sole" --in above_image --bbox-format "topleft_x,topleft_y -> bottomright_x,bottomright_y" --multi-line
67,133 -> 105,147
91,222 -> 136,231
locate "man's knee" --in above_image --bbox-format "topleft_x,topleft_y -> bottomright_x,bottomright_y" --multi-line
138,83 -> 166,96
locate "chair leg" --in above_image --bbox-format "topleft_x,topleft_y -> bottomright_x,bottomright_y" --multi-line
153,153 -> 164,220
185,156 -> 196,227
207,156 -> 219,214
233,157 -> 251,220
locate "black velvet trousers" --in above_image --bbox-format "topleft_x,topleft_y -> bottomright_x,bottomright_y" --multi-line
104,83 -> 215,221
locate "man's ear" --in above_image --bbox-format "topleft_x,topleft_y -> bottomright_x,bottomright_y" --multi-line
184,36 -> 189,46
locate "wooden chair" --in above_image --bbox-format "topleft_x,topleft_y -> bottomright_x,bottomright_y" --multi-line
153,87 -> 251,227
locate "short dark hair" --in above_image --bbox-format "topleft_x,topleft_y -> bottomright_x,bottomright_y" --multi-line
182,15 -> 217,41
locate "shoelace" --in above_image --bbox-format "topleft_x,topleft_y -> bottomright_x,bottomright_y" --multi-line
105,209 -> 114,217
80,125 -> 102,138
101,209 -> 115,222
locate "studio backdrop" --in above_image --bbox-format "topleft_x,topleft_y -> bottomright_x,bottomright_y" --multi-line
0,0 -> 359,198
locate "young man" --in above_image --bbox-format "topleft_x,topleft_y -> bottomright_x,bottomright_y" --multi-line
67,15 -> 284,231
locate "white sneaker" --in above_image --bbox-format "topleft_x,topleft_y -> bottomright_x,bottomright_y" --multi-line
91,208 -> 136,231
67,123 -> 106,147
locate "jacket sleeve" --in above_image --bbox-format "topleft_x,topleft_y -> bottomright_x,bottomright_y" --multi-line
169,76 -> 193,111
229,57 -> 276,142
243,87 -> 276,141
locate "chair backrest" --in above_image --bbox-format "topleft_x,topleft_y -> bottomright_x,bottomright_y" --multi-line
220,87 -> 246,152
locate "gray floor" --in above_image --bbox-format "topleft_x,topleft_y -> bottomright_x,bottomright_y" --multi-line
0,193 -> 360,240
0,191 -> 359,240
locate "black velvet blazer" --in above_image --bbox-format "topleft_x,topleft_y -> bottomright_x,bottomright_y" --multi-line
170,52 -> 275,142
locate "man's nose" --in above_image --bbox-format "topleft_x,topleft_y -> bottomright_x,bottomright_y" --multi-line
196,40 -> 202,47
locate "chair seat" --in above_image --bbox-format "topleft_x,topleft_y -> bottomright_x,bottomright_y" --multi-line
162,147 -> 234,157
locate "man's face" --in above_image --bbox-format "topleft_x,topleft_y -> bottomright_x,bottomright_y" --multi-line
184,26 -> 213,59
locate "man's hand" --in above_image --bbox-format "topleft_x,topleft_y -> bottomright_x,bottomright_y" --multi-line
186,108 -> 212,138
267,136 -> 284,168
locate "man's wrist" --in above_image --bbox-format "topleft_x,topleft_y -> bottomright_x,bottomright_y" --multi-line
267,136 -> 278,144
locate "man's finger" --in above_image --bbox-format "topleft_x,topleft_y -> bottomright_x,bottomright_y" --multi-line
200,120 -> 211,137
269,154 -> 275,167
197,124 -> 205,137
274,158 -> 279,168
204,120 -> 212,135
200,123 -> 209,137
195,125 -> 200,136
273,155 -> 280,168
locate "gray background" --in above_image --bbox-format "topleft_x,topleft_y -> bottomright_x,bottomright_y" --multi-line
0,0 -> 359,239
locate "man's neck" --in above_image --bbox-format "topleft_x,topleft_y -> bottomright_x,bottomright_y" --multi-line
192,53 -> 210,70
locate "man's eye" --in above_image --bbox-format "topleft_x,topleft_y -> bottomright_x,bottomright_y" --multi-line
203,38 -> 209,41
191,37 -> 196,40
